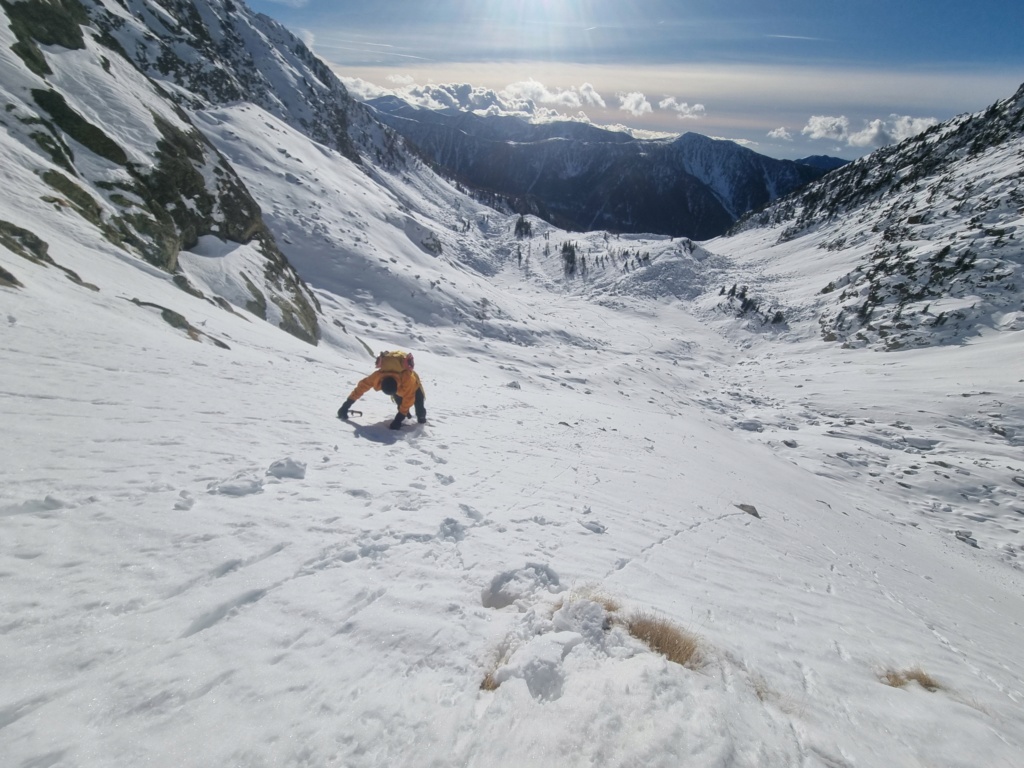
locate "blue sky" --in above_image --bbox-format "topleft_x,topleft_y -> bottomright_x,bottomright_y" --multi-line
247,0 -> 1024,159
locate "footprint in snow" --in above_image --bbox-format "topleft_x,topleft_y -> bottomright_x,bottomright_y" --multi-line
1,495 -> 69,517
207,474 -> 263,496
438,518 -> 466,542
459,503 -> 484,521
481,563 -> 562,610
266,457 -> 306,479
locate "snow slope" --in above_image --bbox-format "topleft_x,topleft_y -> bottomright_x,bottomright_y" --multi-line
3,91 -> 1024,768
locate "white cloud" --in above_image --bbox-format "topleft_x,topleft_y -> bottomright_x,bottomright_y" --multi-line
713,136 -> 759,148
398,83 -> 507,113
767,127 -> 793,141
846,119 -> 890,147
802,115 -> 850,141
500,80 -> 608,111
890,115 -> 939,140
502,79 -> 582,109
619,92 -> 652,117
534,110 -> 595,126
848,115 -> 939,147
658,97 -> 706,119
346,78 -> 608,125
601,124 -> 668,139
339,77 -> 391,100
802,113 -> 938,148
578,83 -> 607,109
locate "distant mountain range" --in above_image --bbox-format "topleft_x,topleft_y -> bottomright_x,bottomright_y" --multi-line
365,96 -> 844,239
792,155 -> 850,172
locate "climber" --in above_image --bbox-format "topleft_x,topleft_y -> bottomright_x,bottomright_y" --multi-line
338,350 -> 427,429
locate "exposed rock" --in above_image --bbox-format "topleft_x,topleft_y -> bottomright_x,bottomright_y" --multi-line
736,503 -> 761,519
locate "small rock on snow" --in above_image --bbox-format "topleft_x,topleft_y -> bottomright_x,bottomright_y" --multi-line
736,503 -> 761,518
955,530 -> 980,548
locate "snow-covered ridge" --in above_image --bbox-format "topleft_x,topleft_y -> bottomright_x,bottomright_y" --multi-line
0,0 -> 322,342
93,0 -> 380,163
727,79 -> 1024,350
741,81 -> 1024,236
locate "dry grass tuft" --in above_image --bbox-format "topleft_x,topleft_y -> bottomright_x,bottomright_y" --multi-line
480,671 -> 500,691
881,667 -> 944,692
570,583 -> 621,614
550,583 -> 621,619
751,674 -> 776,702
483,589 -> 709,690
627,611 -> 702,669
881,669 -> 906,688
479,640 -> 516,692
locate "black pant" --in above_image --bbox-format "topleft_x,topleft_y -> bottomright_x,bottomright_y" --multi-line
394,388 -> 426,420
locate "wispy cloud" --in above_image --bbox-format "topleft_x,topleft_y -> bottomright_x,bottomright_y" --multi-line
765,34 -> 826,42
659,97 -> 706,119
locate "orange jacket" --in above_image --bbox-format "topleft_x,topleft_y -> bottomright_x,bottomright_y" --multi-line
347,369 -> 423,417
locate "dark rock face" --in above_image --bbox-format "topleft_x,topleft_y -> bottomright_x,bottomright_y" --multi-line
2,0 -> 325,343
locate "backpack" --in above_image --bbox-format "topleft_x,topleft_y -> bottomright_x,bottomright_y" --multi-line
375,350 -> 414,374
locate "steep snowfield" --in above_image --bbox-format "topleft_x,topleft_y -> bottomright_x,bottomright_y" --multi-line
3,103 -> 1024,768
